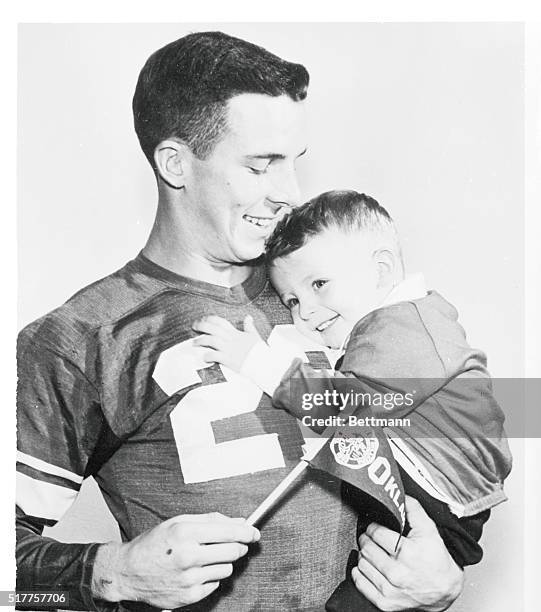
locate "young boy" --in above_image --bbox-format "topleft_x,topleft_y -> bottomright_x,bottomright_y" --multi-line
193,190 -> 511,609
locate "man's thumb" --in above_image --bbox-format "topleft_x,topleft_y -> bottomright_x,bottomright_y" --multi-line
404,495 -> 438,536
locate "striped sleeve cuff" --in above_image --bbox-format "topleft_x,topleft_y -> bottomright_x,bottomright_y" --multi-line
16,450 -> 83,523
240,341 -> 298,396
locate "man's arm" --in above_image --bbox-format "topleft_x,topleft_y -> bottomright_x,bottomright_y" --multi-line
16,508 -> 105,610
16,328 -> 259,610
16,327 -> 114,610
17,503 -> 258,611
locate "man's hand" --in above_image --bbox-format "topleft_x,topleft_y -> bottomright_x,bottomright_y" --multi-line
192,315 -> 263,372
92,512 -> 260,609
352,496 -> 464,612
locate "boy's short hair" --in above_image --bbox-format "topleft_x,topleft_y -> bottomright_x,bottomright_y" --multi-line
265,190 -> 399,262
133,31 -> 309,166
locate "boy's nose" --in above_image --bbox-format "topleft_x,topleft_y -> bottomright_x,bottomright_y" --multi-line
298,301 -> 316,321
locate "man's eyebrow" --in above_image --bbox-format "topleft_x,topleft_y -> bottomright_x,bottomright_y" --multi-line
245,153 -> 285,161
245,148 -> 308,161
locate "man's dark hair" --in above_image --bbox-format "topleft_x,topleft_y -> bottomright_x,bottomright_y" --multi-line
133,31 -> 309,166
266,190 -> 397,262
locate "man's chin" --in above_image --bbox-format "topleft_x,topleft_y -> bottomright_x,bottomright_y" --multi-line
229,244 -> 266,267
231,253 -> 266,268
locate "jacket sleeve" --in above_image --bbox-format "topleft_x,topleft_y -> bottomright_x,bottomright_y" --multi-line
16,324 -> 118,611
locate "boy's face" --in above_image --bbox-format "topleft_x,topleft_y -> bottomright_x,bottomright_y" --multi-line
270,228 -> 384,349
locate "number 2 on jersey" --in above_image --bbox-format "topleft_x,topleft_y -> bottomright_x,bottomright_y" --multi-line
152,324 -> 337,483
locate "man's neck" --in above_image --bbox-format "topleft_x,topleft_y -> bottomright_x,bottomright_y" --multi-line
143,207 -> 252,288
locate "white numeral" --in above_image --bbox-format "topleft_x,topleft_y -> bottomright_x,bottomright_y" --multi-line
153,324 -> 338,483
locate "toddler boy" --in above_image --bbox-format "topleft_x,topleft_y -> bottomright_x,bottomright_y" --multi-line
193,190 -> 511,609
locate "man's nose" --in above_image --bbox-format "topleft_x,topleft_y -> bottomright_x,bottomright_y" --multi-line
265,166 -> 302,213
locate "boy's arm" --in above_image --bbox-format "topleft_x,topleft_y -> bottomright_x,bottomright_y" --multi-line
192,309 -> 510,470
192,312 -> 448,423
242,339 -> 441,428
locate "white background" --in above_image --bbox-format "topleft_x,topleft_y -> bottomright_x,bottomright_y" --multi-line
11,19 -> 536,612
18,23 -> 525,382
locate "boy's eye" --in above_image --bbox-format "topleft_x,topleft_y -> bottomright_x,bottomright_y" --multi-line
312,279 -> 327,290
286,297 -> 299,309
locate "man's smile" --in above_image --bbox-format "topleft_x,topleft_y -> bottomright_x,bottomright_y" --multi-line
242,214 -> 275,228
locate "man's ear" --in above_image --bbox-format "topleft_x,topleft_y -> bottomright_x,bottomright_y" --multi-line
373,248 -> 398,288
153,139 -> 191,189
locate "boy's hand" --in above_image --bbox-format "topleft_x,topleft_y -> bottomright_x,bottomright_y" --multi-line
192,315 -> 263,372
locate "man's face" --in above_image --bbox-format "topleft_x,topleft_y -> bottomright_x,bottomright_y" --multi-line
270,229 -> 383,349
185,93 -> 307,265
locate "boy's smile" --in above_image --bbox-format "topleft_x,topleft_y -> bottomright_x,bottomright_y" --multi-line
315,314 -> 340,332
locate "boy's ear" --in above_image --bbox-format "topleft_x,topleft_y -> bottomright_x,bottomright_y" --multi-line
153,139 -> 192,189
373,248 -> 397,288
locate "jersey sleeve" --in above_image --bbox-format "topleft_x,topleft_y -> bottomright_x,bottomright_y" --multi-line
16,324 -> 117,611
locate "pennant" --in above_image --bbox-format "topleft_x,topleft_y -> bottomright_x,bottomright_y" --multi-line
308,424 -> 406,534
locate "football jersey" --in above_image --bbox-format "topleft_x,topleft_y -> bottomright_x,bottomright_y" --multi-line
16,253 -> 357,612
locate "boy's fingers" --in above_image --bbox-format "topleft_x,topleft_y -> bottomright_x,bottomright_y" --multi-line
192,320 -> 226,336
243,315 -> 256,332
193,315 -> 225,325
202,315 -> 231,326
197,316 -> 235,331
191,344 -> 220,363
193,335 -> 222,348
203,350 -> 220,363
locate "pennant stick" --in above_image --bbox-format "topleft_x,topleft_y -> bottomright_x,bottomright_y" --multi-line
246,459 -> 310,526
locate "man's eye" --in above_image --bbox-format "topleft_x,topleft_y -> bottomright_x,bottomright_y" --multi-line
249,163 -> 270,175
313,279 -> 327,290
286,297 -> 299,309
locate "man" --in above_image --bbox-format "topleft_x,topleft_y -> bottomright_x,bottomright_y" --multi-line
17,31 -> 464,611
